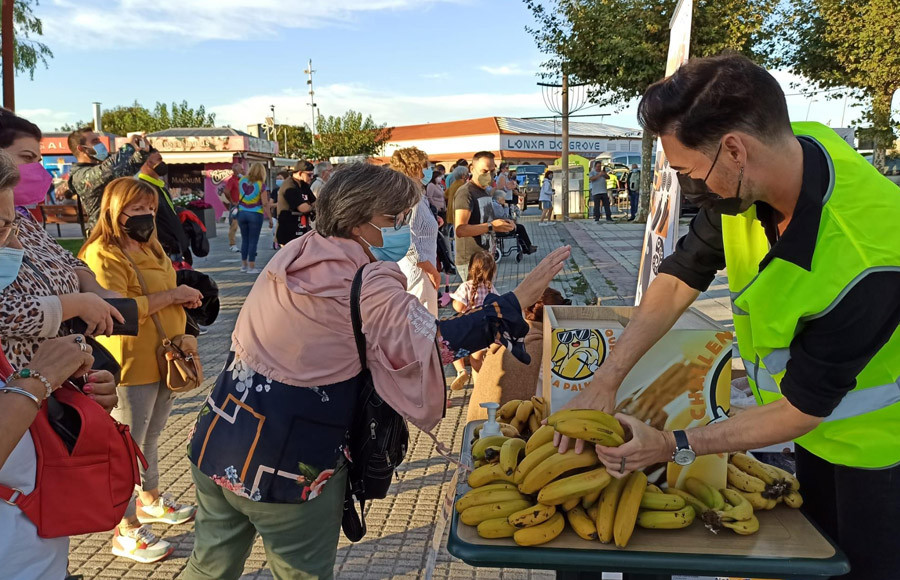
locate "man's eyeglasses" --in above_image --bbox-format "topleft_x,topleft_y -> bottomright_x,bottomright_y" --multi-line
383,210 -> 413,230
0,218 -> 20,247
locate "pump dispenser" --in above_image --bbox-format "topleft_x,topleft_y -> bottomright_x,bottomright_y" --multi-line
479,402 -> 501,438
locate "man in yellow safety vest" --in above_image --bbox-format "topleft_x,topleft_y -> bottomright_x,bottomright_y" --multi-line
560,54 -> 900,580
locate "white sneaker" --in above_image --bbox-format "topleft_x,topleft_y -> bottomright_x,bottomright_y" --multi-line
136,493 -> 197,525
240,265 -> 247,273
230,245 -> 240,252
112,524 -> 174,563
246,268 -> 261,274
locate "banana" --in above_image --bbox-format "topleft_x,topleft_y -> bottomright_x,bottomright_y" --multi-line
784,490 -> 803,508
513,512 -> 565,546
528,413 -> 541,435
514,441 -> 559,484
484,446 -> 502,463
719,488 -> 754,522
510,417 -> 527,437
477,517 -> 517,539
596,475 -> 626,544
537,467 -> 611,506
546,409 -> 626,440
613,470 -> 648,548
498,400 -> 522,423
515,400 -> 534,424
766,497 -> 778,510
508,503 -> 556,528
566,506 -> 598,540
685,477 -> 725,511
498,423 -> 521,438
473,436 -> 510,461
474,459 -> 486,468
768,464 -> 801,492
525,425 -> 556,455
530,396 -> 546,422
587,503 -> 599,521
668,488 -> 711,517
722,513 -> 760,535
499,438 -> 527,476
645,483 -> 663,494
582,488 -> 602,510
468,463 -> 516,488
727,486 -> 769,511
554,418 -> 625,447
456,487 -> 527,513
460,499 -> 532,526
562,496 -> 582,511
730,453 -> 775,485
727,463 -> 767,493
637,505 -> 696,529
639,492 -> 686,511
519,449 -> 601,495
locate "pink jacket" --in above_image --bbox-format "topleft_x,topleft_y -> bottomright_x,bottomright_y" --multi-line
232,232 -> 446,431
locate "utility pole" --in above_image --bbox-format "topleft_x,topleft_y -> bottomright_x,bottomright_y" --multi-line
304,59 -> 317,146
2,0 -> 15,111
561,73 -> 570,221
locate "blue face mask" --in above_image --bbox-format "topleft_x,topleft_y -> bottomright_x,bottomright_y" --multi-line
91,142 -> 109,161
275,179 -> 284,187
0,247 -> 24,291
421,168 -> 434,186
364,223 -> 411,262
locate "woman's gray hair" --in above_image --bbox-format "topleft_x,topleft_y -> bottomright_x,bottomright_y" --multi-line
315,163 -> 421,238
451,165 -> 468,180
0,150 -> 20,191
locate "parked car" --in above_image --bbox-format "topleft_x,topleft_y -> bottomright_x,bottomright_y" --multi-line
863,154 -> 900,187
512,164 -> 546,209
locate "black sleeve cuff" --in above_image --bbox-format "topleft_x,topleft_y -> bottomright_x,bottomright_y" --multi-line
436,292 -> 530,363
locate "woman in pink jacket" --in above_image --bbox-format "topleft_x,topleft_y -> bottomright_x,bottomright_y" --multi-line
184,163 -> 569,580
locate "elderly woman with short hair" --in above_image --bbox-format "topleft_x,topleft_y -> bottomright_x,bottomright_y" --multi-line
184,163 -> 570,580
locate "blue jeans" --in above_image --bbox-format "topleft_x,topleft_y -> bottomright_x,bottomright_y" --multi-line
237,211 -> 263,262
629,189 -> 639,218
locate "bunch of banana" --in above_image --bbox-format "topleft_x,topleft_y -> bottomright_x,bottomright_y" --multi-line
536,467 -> 611,505
513,512 -> 566,546
468,462 -> 516,488
729,453 -> 803,509
497,397 -> 549,438
456,483 -> 528,513
546,409 -> 626,447
635,489 -> 695,531
472,422 -> 520,442
683,477 -> 758,535
611,471 -> 648,547
518,448 -> 601,495
565,506 -> 598,540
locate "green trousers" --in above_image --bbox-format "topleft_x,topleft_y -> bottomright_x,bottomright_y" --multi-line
183,463 -> 347,580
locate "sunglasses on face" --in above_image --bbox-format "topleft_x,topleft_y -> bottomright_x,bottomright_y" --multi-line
557,329 -> 593,344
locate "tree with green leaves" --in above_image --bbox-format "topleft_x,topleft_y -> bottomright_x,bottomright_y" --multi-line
308,110 -> 391,159
523,0 -> 776,220
271,124 -> 313,158
1,0 -> 53,80
58,100 -> 216,135
772,0 -> 899,171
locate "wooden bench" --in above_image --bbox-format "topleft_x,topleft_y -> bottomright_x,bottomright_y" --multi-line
40,202 -> 87,238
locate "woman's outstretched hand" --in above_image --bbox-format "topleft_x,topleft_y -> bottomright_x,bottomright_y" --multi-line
512,246 -> 571,308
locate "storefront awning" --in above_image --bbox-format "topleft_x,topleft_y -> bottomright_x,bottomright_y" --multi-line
158,152 -> 236,165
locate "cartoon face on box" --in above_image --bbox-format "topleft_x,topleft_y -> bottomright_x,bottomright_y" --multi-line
550,328 -> 607,381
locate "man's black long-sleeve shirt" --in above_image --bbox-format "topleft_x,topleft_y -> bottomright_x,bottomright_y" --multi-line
658,137 -> 900,418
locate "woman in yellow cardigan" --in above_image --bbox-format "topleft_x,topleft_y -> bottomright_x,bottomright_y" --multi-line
81,177 -> 203,564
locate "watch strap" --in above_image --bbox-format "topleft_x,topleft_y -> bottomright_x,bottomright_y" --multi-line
673,429 -> 690,451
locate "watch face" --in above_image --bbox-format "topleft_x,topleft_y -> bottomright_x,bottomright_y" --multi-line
673,448 -> 696,466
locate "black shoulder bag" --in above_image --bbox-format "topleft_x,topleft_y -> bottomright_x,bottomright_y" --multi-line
341,265 -> 410,542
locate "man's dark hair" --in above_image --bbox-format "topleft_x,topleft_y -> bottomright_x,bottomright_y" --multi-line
637,53 -> 793,152
67,127 -> 93,156
0,109 -> 42,149
277,170 -> 291,178
472,151 -> 494,163
456,158 -> 469,166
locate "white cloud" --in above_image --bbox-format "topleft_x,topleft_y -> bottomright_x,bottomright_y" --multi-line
479,64 -> 533,76
42,0 -> 465,47
17,108 -> 80,132
211,83 -> 555,129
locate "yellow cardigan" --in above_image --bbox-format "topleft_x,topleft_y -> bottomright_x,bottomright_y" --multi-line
82,242 -> 186,386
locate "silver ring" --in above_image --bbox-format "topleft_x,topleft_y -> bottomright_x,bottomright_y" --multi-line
620,457 -> 626,473
74,335 -> 84,344
79,343 -> 87,352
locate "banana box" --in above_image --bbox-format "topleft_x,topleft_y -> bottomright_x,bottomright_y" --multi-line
542,305 -> 733,490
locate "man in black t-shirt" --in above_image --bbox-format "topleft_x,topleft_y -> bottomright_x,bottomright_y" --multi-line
275,160 -> 316,247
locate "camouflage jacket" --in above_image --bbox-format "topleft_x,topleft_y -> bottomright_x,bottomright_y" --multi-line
69,144 -> 151,229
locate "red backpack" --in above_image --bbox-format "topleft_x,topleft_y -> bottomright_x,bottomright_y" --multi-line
0,354 -> 146,538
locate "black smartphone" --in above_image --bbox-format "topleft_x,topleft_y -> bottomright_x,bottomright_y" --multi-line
69,297 -> 139,336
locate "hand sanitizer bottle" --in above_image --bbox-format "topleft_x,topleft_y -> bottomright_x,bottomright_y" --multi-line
479,402 -> 501,438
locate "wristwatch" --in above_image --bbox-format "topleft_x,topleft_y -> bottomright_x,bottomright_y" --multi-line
671,430 -> 696,466
487,224 -> 494,234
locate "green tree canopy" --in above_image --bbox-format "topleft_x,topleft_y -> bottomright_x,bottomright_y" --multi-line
524,0 -> 777,219
270,124 -> 313,159
309,110 -> 391,159
1,0 -> 54,80
59,100 -> 217,135
772,0 -> 900,170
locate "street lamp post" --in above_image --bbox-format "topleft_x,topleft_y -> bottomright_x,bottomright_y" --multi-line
805,99 -> 818,121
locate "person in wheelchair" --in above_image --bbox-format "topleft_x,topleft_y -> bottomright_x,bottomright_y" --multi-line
492,193 -> 537,256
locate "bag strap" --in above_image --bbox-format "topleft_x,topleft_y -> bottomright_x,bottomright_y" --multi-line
120,248 -> 171,345
350,265 -> 367,368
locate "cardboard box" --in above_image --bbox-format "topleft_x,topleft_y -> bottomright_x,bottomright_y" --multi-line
542,305 -> 733,489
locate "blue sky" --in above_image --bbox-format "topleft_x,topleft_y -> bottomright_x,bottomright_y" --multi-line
14,0 -> 889,135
